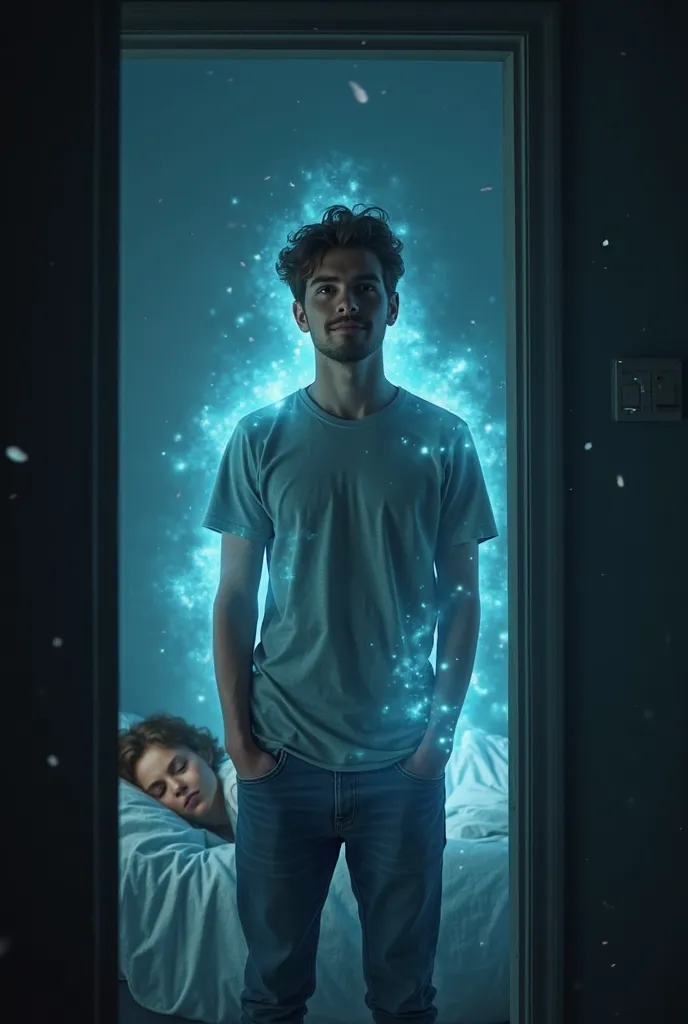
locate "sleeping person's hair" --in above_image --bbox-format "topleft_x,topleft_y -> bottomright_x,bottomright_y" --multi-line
118,712 -> 225,784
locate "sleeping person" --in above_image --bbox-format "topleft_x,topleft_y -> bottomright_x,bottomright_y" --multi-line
118,712 -> 235,843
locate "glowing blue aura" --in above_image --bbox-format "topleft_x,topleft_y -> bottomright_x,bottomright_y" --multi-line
158,158 -> 507,738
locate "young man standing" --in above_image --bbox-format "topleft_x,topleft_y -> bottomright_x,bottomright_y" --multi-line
203,204 -> 498,1024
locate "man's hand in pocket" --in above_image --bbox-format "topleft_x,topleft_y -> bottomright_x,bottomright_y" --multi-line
400,744 -> 450,779
228,741 -> 277,780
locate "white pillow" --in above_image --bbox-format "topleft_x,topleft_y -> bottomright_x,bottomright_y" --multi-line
119,710 -> 144,731
444,728 -> 509,839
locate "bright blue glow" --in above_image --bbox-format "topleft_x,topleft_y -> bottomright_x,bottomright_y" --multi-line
157,158 -> 507,737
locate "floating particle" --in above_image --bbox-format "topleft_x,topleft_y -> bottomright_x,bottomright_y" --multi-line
47,755 -> 59,767
616,474 -> 625,487
289,182 -> 296,188
642,708 -> 655,721
0,937 -> 10,959
9,494 -> 17,500
52,637 -> 63,648
480,186 -> 493,192
264,175 -> 271,181
348,80 -> 369,104
584,442 -> 593,450
602,239 -> 609,247
6,446 -> 28,463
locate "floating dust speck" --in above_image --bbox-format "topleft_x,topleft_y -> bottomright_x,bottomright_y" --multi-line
348,80 -> 369,104
0,936 -> 10,959
642,708 -> 655,721
584,442 -> 593,450
47,755 -> 59,767
6,446 -> 28,463
616,474 -> 625,487
52,637 -> 63,648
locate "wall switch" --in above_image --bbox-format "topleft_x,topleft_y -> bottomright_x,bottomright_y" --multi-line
612,358 -> 683,421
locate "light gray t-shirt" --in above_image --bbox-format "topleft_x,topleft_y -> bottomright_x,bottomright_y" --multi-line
203,385 -> 498,771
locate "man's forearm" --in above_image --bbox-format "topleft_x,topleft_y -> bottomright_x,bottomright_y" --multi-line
418,594 -> 481,756
212,591 -> 259,753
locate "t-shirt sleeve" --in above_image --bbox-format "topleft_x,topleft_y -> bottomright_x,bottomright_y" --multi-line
436,422 -> 499,554
201,424 -> 274,542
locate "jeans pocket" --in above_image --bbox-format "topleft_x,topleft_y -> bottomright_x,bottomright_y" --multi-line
236,749 -> 288,785
393,761 -> 446,784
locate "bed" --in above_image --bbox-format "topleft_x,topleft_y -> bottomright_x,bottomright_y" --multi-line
118,714 -> 510,1024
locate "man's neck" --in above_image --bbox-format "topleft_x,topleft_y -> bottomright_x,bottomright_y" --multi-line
307,377 -> 398,420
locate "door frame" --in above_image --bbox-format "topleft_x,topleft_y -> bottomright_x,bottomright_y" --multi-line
115,5 -> 564,1023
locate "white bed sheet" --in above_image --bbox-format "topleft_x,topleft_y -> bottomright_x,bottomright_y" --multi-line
118,721 -> 509,1023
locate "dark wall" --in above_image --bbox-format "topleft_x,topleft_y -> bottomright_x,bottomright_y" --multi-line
7,0 -> 686,1022
561,0 -> 687,1018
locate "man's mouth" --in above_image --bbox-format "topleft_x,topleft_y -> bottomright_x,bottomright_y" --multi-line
184,791 -> 200,810
330,321 -> 364,331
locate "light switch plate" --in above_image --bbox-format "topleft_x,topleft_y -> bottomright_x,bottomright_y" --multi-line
611,358 -> 683,422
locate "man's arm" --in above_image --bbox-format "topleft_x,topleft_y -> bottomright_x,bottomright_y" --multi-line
212,532 -> 265,756
413,540 -> 482,766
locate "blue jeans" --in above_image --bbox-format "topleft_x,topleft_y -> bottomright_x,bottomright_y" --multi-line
235,750 -> 446,1024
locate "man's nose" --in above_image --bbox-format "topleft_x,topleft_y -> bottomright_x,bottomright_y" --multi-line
337,296 -> 360,312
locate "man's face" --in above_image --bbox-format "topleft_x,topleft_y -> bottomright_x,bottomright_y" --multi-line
292,247 -> 399,364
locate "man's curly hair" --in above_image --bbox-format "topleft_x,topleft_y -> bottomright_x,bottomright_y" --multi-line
275,204 -> 405,306
118,713 -> 225,786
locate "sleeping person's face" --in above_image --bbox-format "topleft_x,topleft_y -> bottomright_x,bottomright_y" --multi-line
134,744 -> 220,825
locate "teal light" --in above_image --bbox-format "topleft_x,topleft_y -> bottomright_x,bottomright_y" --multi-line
159,158 -> 508,736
